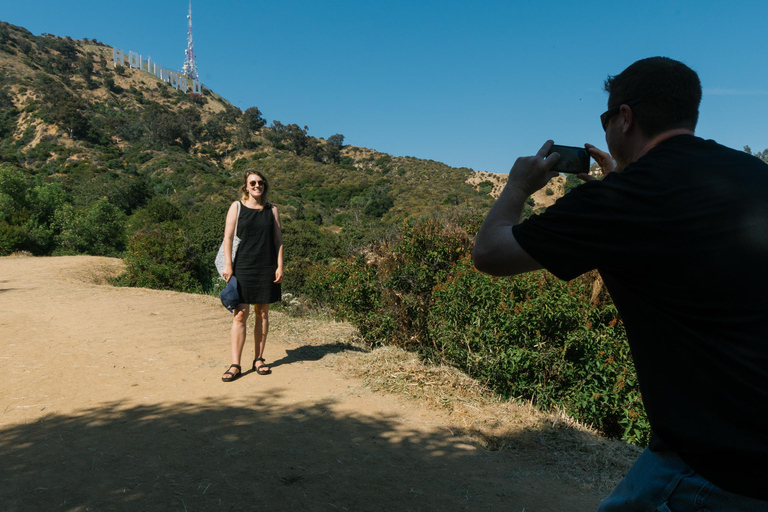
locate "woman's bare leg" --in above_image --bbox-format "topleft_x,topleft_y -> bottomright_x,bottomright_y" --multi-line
228,304 -> 250,374
252,303 -> 270,372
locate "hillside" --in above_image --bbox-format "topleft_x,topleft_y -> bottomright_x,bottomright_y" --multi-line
0,21 -> 504,226
2,20 -> 554,303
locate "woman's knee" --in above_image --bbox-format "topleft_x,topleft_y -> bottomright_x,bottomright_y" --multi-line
233,305 -> 250,323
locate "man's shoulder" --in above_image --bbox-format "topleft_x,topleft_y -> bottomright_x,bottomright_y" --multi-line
629,134 -> 761,176
647,134 -> 750,160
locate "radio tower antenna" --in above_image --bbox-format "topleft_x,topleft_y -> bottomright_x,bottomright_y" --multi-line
182,0 -> 199,81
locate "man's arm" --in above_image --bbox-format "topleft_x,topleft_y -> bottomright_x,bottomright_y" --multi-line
473,140 -> 560,276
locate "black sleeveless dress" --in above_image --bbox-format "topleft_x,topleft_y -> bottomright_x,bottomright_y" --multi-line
233,202 -> 281,304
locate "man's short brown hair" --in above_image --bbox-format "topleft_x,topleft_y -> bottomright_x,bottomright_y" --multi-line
605,57 -> 702,137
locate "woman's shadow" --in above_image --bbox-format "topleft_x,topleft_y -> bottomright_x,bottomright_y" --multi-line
252,342 -> 368,373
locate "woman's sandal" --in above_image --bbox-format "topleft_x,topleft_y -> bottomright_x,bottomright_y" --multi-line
221,364 -> 242,382
252,358 -> 272,375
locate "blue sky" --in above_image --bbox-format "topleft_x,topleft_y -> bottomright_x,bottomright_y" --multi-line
2,1 -> 767,173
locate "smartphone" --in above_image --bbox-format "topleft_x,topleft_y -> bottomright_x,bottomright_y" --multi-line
548,144 -> 590,174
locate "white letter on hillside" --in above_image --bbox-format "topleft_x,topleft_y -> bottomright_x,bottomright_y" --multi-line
113,48 -> 125,67
128,51 -> 140,69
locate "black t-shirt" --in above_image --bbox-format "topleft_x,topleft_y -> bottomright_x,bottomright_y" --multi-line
512,135 -> 768,499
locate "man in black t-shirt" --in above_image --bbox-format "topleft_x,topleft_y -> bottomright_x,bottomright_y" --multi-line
473,57 -> 768,510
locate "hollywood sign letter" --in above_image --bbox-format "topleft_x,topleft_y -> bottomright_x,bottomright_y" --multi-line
113,48 -> 202,94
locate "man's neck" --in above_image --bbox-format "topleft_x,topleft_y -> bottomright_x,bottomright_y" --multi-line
637,128 -> 695,160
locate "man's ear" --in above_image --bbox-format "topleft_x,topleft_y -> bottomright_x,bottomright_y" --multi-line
619,104 -> 634,134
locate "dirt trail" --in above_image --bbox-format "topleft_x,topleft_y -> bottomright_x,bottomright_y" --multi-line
0,255 -> 616,511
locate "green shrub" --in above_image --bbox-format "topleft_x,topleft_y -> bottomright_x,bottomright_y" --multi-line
304,214 -> 650,445
186,201 -> 230,293
117,224 -> 201,292
332,212 -> 352,226
304,255 -> 396,344
0,221 -> 26,255
54,199 -> 126,256
428,259 -> 648,444
478,180 -> 493,195
305,214 -> 477,346
281,218 -> 344,295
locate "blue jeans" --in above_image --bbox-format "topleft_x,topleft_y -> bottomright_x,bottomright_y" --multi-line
597,447 -> 768,512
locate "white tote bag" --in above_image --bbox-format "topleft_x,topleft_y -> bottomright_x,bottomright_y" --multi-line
215,202 -> 241,280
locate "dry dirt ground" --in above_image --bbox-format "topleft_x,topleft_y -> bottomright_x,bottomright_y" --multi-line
0,255 -> 635,512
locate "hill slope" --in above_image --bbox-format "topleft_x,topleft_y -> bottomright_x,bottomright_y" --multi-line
0,20 -> 500,228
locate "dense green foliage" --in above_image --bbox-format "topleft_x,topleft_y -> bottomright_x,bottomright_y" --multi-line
117,224 -> 202,292
305,214 -> 650,445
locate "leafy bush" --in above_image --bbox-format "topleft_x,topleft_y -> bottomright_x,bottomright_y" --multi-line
305,213 -> 478,346
0,168 -> 66,255
305,214 -> 650,445
117,224 -> 202,292
281,219 -> 344,295
54,199 -> 126,256
186,200 -> 231,293
428,260 -> 648,444
478,182 -> 493,195
305,254 -> 396,343
0,222 -> 26,255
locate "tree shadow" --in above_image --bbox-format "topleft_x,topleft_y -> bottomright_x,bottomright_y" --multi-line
0,390 -> 602,511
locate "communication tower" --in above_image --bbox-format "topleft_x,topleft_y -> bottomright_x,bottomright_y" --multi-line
181,1 -> 199,81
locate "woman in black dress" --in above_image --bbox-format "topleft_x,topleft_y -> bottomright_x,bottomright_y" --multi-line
220,171 -> 284,382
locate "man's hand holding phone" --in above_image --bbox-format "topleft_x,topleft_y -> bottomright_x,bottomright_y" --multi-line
583,144 -> 616,180
507,140 -> 561,197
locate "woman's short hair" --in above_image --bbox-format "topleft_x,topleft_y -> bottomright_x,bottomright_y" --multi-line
240,170 -> 270,204
604,57 -> 702,137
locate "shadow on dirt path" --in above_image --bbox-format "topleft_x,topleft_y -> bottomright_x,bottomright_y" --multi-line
1,394 -> 600,511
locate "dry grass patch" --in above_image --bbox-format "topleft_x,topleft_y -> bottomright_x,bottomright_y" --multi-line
60,256 -> 127,286
327,343 -> 638,493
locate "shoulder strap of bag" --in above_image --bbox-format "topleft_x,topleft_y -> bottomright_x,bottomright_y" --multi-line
234,201 -> 241,237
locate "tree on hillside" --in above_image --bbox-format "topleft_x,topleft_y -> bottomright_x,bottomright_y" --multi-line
285,124 -> 310,156
178,107 -> 202,146
37,78 -> 91,139
78,54 -> 95,88
744,145 -> 768,164
142,103 -> 189,149
242,107 -> 266,132
324,134 -> 344,164
0,88 -> 18,139
236,106 -> 266,150
263,120 -> 288,149
363,186 -> 394,218
262,121 -> 316,156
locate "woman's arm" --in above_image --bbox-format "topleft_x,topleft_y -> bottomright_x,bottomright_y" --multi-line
272,206 -> 284,284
